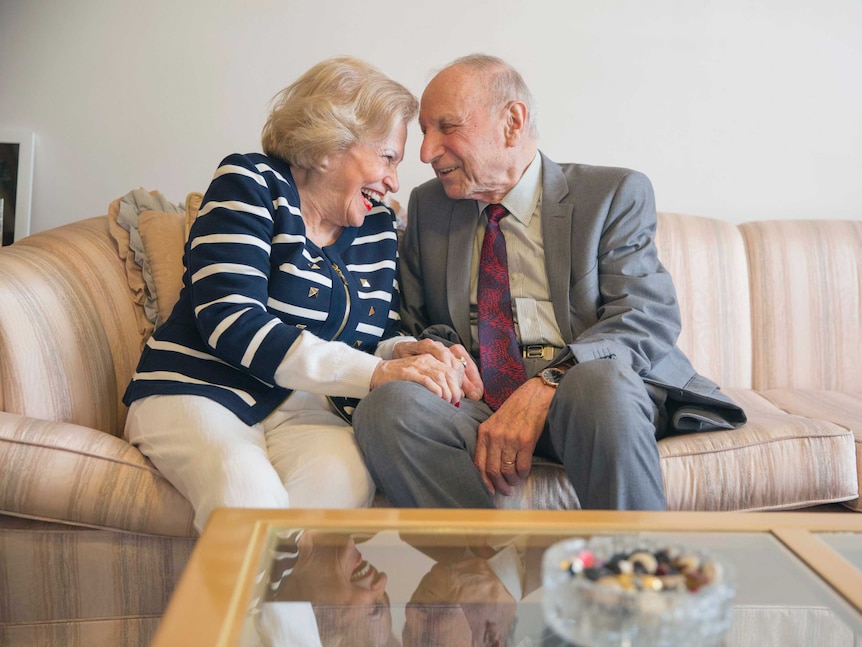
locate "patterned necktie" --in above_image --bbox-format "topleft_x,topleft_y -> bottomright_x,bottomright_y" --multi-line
478,204 -> 527,410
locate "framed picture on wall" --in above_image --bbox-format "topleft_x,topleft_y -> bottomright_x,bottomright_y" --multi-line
0,129 -> 35,247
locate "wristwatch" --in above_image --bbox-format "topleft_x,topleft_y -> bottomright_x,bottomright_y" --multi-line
539,366 -> 568,388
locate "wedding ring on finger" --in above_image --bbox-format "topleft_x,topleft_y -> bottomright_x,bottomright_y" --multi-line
502,460 -> 515,466
458,357 -> 468,367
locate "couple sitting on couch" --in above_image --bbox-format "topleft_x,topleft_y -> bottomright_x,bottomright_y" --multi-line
123,53 -> 745,534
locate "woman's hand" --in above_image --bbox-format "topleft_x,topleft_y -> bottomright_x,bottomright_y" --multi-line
391,339 -> 484,401
370,339 -> 483,404
371,353 -> 464,404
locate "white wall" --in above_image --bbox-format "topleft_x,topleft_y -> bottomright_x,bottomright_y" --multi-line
1,0 -> 860,235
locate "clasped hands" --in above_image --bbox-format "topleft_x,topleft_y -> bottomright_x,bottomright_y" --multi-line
371,338 -> 483,403
371,339 -> 555,498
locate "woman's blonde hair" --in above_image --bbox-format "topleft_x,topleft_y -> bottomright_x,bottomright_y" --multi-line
261,57 -> 418,168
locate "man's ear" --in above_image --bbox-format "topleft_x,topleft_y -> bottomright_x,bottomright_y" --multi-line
504,101 -> 529,145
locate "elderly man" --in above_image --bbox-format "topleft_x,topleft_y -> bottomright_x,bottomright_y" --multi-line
353,54 -> 745,510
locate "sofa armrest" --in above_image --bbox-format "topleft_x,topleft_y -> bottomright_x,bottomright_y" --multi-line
0,411 -> 195,537
0,217 -> 149,434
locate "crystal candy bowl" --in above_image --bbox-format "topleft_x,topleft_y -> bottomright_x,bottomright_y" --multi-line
542,535 -> 736,647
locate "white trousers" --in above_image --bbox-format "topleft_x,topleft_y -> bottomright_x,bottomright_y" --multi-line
125,391 -> 375,532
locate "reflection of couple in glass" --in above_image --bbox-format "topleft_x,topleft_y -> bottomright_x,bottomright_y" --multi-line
246,528 -> 395,647
245,529 -> 536,647
402,536 -> 529,647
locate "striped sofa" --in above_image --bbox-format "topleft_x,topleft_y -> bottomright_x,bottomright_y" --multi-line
0,192 -> 859,645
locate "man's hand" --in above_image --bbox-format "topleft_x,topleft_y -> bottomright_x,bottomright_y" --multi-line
392,339 -> 484,401
474,377 -> 555,496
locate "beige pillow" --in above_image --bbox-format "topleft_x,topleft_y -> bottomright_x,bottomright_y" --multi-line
137,211 -> 187,326
137,192 -> 204,326
184,191 -> 203,234
108,190 -> 204,329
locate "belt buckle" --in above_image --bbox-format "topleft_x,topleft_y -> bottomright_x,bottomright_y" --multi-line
522,344 -> 546,359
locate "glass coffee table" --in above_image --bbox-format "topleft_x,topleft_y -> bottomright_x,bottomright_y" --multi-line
151,509 -> 862,646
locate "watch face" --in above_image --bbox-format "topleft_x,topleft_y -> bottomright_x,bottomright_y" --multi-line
542,367 -> 565,386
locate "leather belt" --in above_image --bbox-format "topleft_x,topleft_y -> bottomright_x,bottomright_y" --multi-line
520,344 -> 560,360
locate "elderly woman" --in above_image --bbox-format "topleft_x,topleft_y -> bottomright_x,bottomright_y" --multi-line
249,529 -> 396,647
123,57 -> 465,532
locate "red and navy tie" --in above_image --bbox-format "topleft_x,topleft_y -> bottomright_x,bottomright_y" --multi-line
478,204 -> 528,410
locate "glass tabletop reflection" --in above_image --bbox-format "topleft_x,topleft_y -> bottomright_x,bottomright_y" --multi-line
236,526 -> 862,647
817,532 -> 862,571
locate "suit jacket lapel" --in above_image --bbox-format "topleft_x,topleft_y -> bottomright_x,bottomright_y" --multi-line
446,199 -> 479,346
540,154 -> 575,343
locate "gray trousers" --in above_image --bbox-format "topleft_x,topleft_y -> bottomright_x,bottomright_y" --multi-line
352,359 -> 667,510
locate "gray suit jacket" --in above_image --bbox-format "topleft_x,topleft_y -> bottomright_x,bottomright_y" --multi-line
400,153 -> 745,433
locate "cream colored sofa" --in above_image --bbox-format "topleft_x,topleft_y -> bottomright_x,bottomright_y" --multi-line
0,190 -> 860,645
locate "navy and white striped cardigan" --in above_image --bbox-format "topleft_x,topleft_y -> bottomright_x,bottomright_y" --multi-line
123,152 -> 402,425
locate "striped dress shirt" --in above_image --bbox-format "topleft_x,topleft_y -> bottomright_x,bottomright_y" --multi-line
470,152 -> 567,353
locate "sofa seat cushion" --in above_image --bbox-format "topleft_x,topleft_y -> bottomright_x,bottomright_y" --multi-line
756,389 -> 862,512
660,388 -> 858,511
441,388 -> 857,512
492,457 -> 580,510
372,457 -> 581,510
0,412 -> 195,537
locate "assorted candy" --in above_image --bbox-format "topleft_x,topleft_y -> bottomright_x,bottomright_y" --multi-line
557,545 -> 723,594
543,537 -> 736,647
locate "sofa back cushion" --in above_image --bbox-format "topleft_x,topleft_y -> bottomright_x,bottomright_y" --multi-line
0,217 -> 146,435
655,212 -> 753,389
740,219 -> 862,392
